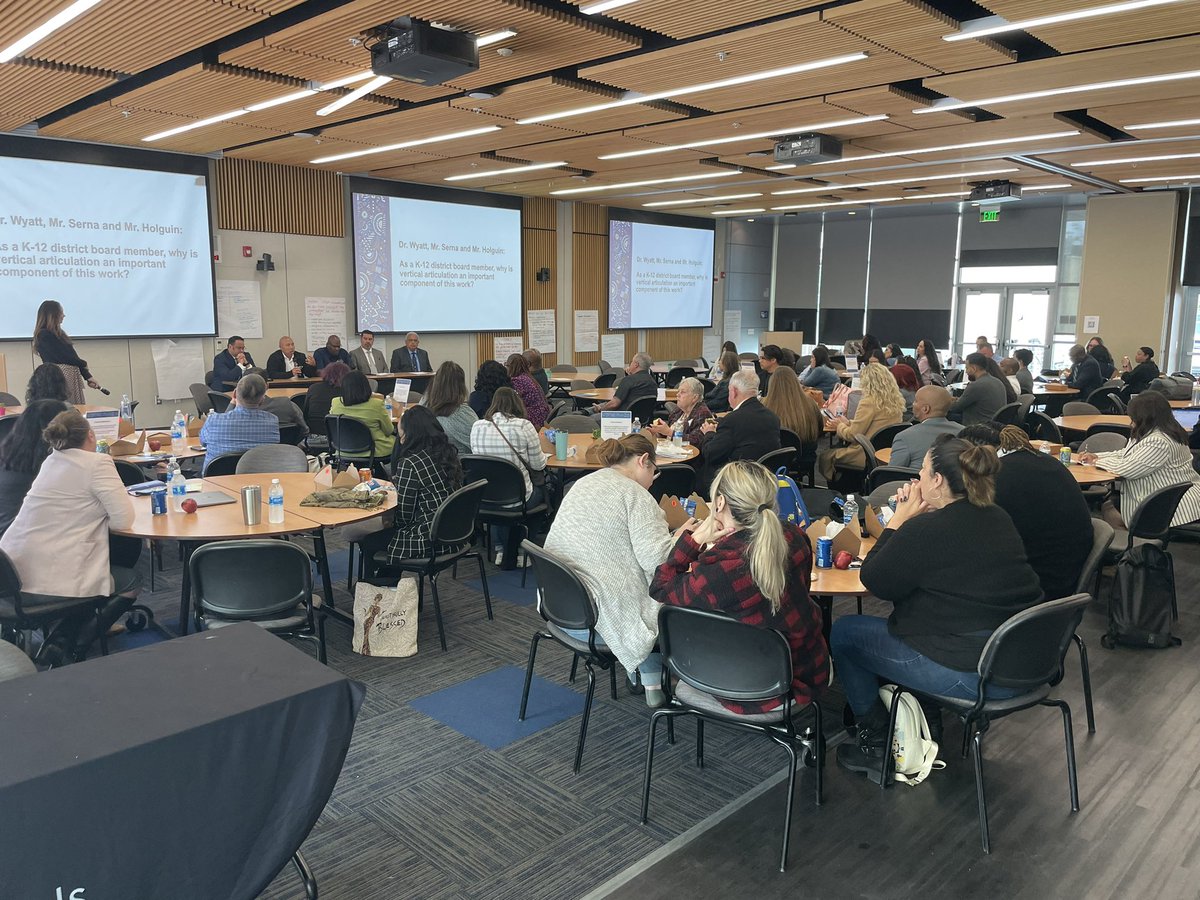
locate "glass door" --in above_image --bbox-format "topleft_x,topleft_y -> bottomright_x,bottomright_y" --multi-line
1004,289 -> 1051,372
956,286 -> 1054,367
957,289 -> 1002,362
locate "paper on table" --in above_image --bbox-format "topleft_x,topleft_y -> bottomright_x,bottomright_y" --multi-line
657,388 -> 667,401
305,296 -> 347,355
86,409 -> 122,445
493,336 -> 524,361
601,334 -> 626,367
702,334 -> 722,364
527,309 -> 556,355
600,411 -> 631,439
574,310 -> 598,352
151,338 -> 206,400
722,309 -> 741,345
392,378 -> 411,404
216,280 -> 263,339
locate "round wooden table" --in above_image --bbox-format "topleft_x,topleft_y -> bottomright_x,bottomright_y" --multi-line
876,445 -> 1117,485
1053,414 -> 1130,433
548,372 -> 599,386
808,534 -> 874,644
538,430 -> 698,469
569,388 -> 679,403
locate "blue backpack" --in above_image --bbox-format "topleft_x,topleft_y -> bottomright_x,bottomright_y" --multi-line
775,467 -> 812,529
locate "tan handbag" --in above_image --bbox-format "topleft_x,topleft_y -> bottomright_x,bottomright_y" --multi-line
352,578 -> 419,657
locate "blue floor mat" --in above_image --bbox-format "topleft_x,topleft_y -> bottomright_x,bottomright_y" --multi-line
465,567 -> 538,607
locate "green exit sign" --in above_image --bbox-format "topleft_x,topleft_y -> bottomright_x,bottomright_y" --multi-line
980,208 -> 1001,222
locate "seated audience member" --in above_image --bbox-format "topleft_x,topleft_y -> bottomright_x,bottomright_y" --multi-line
763,368 -> 822,446
778,347 -> 799,371
1080,391 -> 1200,529
707,341 -> 739,379
867,348 -> 889,366
1120,346 -> 1160,397
961,424 -> 1092,602
304,361 -> 349,436
1066,343 -> 1103,399
469,360 -> 511,418
891,363 -> 920,415
650,377 -> 712,446
697,370 -> 780,496
421,361 -> 478,456
546,433 -> 681,707
650,460 -> 828,713
391,332 -> 432,373
705,351 -> 739,412
209,335 -> 254,391
264,391 -> 309,439
1089,343 -> 1116,381
330,371 -> 396,461
799,345 -> 841,399
266,336 -> 317,379
1012,348 -> 1036,393
857,333 -> 882,368
349,330 -> 388,376
915,339 -> 944,387
0,408 -> 142,664
983,355 -> 1018,404
832,435 -> 1043,778
948,353 -> 1009,426
25,364 -> 69,405
506,353 -> 552,430
757,344 -> 784,393
885,343 -> 904,366
721,340 -> 738,355
313,335 -> 353,371
888,386 -> 961,469
998,357 -> 1023,395
591,352 -> 657,421
0,399 -> 70,537
523,348 -> 550,396
977,341 -> 995,359
818,363 -> 905,487
1086,336 -> 1104,352
199,374 -> 280,472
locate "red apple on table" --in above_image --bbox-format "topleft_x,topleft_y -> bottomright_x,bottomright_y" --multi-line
148,438 -> 162,452
181,498 -> 198,514
834,551 -> 853,570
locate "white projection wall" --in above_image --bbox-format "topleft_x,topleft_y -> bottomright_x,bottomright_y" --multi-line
609,218 -> 714,329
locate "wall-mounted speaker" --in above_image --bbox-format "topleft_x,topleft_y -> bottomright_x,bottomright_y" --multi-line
536,267 -> 551,282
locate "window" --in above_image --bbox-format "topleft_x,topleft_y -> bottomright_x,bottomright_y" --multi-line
959,264 -> 1058,284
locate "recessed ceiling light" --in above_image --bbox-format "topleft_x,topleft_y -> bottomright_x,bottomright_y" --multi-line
1118,173 -> 1200,183
580,0 -> 639,14
597,114 -> 888,160
0,0 -> 102,63
317,75 -> 390,117
143,111 -> 246,143
771,167 -> 1018,196
818,130 -> 1080,164
942,0 -> 1188,42
1071,150 -> 1200,167
1024,183 -> 1073,191
643,193 -> 763,208
476,29 -> 517,48
771,197 -> 902,211
710,208 -> 766,216
1125,117 -> 1200,131
551,171 -> 739,195
517,53 -> 868,125
912,70 -> 1200,115
445,161 -> 567,181
467,90 -> 497,100
310,126 -> 503,164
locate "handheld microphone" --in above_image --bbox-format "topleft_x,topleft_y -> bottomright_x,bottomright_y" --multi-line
98,387 -> 111,396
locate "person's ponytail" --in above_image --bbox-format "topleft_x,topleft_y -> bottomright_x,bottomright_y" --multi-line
42,409 -> 90,451
958,443 -> 1000,507
709,461 -> 788,610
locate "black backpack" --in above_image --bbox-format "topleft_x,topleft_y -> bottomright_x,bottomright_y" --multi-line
1102,543 -> 1181,649
1148,376 -> 1192,401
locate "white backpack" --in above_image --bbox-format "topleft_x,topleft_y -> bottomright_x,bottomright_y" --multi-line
878,685 -> 946,785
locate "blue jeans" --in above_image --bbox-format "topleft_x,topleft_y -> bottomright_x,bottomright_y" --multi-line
561,628 -> 662,688
830,615 -> 1019,717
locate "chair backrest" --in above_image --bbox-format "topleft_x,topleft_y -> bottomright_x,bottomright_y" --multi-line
548,413 -> 595,433
738,352 -> 758,362
1084,422 -> 1131,440
1126,482 -> 1193,545
1078,432 -> 1127,453
852,433 -> 878,475
1063,401 -> 1101,417
1086,386 -> 1124,413
991,401 -> 1022,427
461,455 -> 527,507
594,372 -> 617,389
864,465 -> 919,495
190,383 -> 213,416
236,444 -> 309,473
289,393 -> 308,413
114,458 -> 148,487
570,379 -> 593,391
1075,518 -> 1115,594
522,541 -> 599,634
208,391 -> 232,413
203,452 -> 245,476
0,548 -> 23,603
867,480 -> 909,510
945,368 -> 964,384
430,481 -> 487,550
870,422 -> 910,450
0,391 -> 20,407
547,399 -> 570,421
697,376 -> 716,395
278,424 -> 306,446
801,487 -> 843,520
550,364 -> 577,374
1025,410 -> 1062,443
978,594 -> 1092,692
0,416 -> 17,443
658,606 -> 793,704
665,366 -> 694,388
649,464 -> 696,502
757,447 -> 797,472
190,540 -> 312,620
325,415 -> 375,462
628,396 -> 658,424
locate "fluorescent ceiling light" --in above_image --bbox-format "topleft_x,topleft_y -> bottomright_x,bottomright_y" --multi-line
1125,117 -> 1200,131
943,0 -> 1188,42
476,29 -> 517,47
767,163 -> 795,171
711,208 -> 765,216
1119,173 -> 1200,183
900,191 -> 970,200
598,115 -> 889,160
1072,150 -> 1200,167
143,110 -> 245,143
245,89 -> 318,112
0,0 -> 102,63
517,53 -> 868,125
317,75 -> 390,117
445,161 -> 566,181
1024,183 -> 1073,191
644,193 -> 763,208
819,130 -> 1080,164
772,167 -> 1017,195
551,171 -> 738,196
772,197 -> 903,211
580,0 -> 639,14
310,126 -> 503,164
320,71 -> 378,90
913,70 -> 1200,114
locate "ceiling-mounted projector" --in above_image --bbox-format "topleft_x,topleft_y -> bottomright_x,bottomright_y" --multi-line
773,133 -> 842,164
969,180 -> 1023,204
369,18 -> 479,86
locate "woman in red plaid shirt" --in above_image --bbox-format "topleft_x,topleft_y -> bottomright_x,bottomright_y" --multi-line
650,460 -> 829,715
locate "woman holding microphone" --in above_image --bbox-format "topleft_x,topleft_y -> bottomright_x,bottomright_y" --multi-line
32,300 -> 102,403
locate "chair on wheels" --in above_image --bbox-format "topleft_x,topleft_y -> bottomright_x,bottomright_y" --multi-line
779,428 -> 817,486
461,455 -> 550,586
757,447 -> 797,475
519,541 -> 619,774
990,402 -> 1022,427
593,372 -> 617,389
641,606 -> 824,872
649,464 -> 695,502
190,540 -> 327,663
1066,519 -> 1114,735
365,481 -> 491,652
0,549 -> 112,666
1078,432 -> 1126,454
628,396 -> 658,426
881,594 -> 1091,853
549,413 -> 594,433
1086,385 -> 1125,414
236,444 -> 309,473
869,422 -> 910,450
325,415 -> 377,475
665,366 -> 694,388
207,391 -> 232,413
202,452 -> 244,476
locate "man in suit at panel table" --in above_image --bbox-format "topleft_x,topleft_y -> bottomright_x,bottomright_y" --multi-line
696,369 -> 781,498
313,335 -> 354,371
350,329 -> 388,376
208,335 -> 255,391
265,336 -> 317,380
888,386 -> 962,469
390,332 -> 432,373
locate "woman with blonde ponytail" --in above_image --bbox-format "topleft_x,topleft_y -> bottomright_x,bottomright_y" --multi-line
650,460 -> 828,715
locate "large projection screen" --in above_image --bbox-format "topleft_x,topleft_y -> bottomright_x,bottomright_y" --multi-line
608,210 -> 714,330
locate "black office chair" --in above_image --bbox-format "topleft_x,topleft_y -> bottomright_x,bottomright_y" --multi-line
1084,422 -> 1130,440
593,372 -> 618,389
202,452 -> 244,476
190,540 -> 327,663
870,422 -> 910,450
519,541 -> 619,774
1087,386 -> 1125,414
207,391 -> 232,413
779,428 -> 818,487
0,549 -> 112,666
236,444 -> 309,473
757,447 -> 797,474
829,434 -> 877,495
278,424 -> 307,446
864,465 -> 919,496
1068,518 -> 1114,735
881,594 -> 1090,853
325,415 -> 377,474
461,455 -> 551,586
990,402 -> 1022,427
190,383 -> 213,417
365,481 -> 491,652
0,415 -> 15,443
641,606 -> 824,872
628,396 -> 658,426
665,366 -> 694,388
649,464 -> 696,503
1025,410 -> 1063,443
801,487 -> 843,521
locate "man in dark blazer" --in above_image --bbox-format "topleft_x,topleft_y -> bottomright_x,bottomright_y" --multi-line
390,332 -> 432,373
313,335 -> 353,371
697,369 -> 780,497
265,335 -> 317,379
209,335 -> 254,391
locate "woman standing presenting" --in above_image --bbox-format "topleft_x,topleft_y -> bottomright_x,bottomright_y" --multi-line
33,300 -> 99,403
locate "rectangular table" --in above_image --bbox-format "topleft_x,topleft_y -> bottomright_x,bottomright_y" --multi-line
0,624 -> 364,899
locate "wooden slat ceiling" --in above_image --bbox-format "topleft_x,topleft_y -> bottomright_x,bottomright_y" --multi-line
977,0 -> 1200,54
563,0 -> 827,40
39,102 -> 280,153
1086,96 -> 1200,134
0,62 -> 117,131
824,85 -> 976,129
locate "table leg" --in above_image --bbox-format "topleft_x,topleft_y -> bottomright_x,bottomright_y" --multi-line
816,594 -> 833,646
312,529 -> 353,627
178,541 -> 195,636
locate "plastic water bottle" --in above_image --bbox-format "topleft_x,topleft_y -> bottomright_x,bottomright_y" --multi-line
165,455 -> 180,483
170,408 -> 185,444
268,479 -> 285,523
384,394 -> 394,418
119,393 -> 132,422
632,417 -> 641,434
672,420 -> 684,447
1191,380 -> 1200,409
169,462 -> 187,513
843,493 -> 859,534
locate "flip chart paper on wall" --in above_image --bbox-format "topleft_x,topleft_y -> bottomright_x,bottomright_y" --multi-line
216,280 -> 263,339
723,309 -> 741,344
305,296 -> 347,355
574,310 -> 598,352
702,334 -> 722,363
493,336 -> 524,361
151,338 -> 206,400
527,309 -> 557,355
601,335 -> 626,367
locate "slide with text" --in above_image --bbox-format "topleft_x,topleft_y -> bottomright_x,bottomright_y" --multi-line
353,193 -> 522,333
609,219 -> 714,329
0,156 -> 215,338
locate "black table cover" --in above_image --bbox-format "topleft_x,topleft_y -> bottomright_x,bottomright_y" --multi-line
0,624 -> 364,899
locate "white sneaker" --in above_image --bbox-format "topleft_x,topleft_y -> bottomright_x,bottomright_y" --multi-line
494,550 -> 504,566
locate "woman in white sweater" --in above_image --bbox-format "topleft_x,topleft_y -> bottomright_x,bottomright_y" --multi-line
1079,391 -> 1200,528
545,433 -> 691,707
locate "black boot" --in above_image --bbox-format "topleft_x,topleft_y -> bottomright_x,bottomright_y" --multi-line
836,701 -> 892,784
